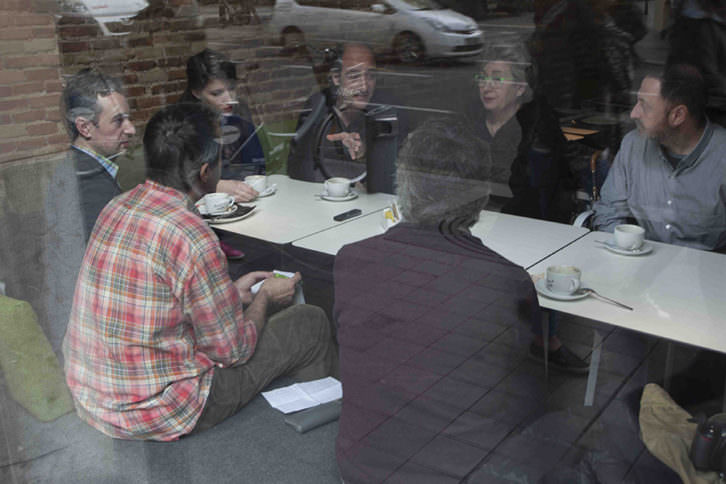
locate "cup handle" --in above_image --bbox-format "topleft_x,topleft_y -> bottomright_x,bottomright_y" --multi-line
570,279 -> 581,293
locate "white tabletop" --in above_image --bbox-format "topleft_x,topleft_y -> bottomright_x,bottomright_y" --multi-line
470,211 -> 589,269
528,231 -> 726,354
292,210 -> 589,269
215,175 -> 395,245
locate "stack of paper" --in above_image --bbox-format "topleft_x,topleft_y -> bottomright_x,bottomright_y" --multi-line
262,377 -> 342,414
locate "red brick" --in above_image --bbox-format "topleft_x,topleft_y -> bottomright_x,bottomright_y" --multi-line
0,86 -> 12,98
28,94 -> 59,108
59,41 -> 89,53
0,99 -> 25,111
13,110 -> 45,123
184,31 -> 205,42
92,38 -> 123,50
45,108 -> 61,122
0,70 -> 26,83
32,27 -> 56,38
122,73 -> 138,84
125,86 -> 146,97
26,122 -> 59,136
135,96 -> 162,109
24,68 -> 58,82
0,27 -> 34,41
3,54 -> 60,69
158,57 -> 183,68
0,114 -> 12,124
167,68 -> 186,80
44,80 -> 63,93
128,60 -> 157,71
12,82 -> 44,96
46,133 -> 68,145
15,14 -> 53,27
58,24 -> 100,38
0,142 -> 17,156
127,36 -> 152,48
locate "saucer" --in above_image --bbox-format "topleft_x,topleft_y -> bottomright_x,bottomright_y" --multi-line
197,202 -> 237,217
535,279 -> 589,301
319,191 -> 358,202
601,240 -> 653,256
206,204 -> 256,224
257,184 -> 277,198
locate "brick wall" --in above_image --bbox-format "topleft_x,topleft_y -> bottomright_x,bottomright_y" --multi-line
0,1 -> 65,165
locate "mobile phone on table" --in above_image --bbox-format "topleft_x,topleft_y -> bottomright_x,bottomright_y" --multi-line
334,209 -> 362,222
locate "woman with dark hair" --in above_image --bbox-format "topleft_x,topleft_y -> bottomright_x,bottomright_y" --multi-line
181,48 -> 266,203
469,42 -> 575,224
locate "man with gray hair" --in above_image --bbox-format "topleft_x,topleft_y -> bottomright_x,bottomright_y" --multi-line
41,68 -> 135,355
334,118 -> 543,481
61,67 -> 136,240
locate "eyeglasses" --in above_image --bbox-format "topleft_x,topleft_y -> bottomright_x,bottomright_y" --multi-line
343,69 -> 377,83
474,74 -> 517,86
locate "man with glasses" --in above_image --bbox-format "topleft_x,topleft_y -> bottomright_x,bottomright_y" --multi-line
287,43 -> 405,192
592,63 -> 726,252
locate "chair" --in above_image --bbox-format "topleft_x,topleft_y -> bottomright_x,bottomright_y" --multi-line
573,148 -> 610,228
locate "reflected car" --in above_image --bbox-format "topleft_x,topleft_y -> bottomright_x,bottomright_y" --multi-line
59,0 -> 149,36
269,0 -> 484,62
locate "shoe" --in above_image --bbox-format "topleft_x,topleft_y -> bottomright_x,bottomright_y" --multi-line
529,342 -> 589,374
220,241 -> 245,260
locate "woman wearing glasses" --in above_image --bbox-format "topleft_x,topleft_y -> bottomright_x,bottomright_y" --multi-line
470,43 -> 575,224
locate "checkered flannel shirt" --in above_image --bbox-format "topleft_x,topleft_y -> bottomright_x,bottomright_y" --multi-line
63,180 -> 257,441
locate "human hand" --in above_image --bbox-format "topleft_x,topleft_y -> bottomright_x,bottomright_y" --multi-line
217,179 -> 258,202
234,271 -> 272,305
326,132 -> 365,160
258,272 -> 302,306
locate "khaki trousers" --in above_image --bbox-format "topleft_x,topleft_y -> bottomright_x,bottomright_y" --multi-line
191,304 -> 338,434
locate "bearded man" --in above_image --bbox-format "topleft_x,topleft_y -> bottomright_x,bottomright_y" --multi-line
592,63 -> 726,251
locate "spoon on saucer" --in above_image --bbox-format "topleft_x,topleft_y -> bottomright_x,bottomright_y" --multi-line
578,287 -> 633,310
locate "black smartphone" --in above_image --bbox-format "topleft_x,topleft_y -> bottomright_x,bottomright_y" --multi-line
333,209 -> 362,222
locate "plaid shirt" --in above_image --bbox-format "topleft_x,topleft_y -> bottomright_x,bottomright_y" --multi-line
63,180 -> 257,441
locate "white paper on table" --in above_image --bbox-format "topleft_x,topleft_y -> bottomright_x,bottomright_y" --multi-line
261,377 -> 342,414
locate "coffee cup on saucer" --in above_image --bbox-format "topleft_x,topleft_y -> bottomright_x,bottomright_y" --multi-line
244,175 -> 267,193
204,193 -> 235,215
324,177 -> 351,198
614,224 -> 645,250
546,265 -> 582,295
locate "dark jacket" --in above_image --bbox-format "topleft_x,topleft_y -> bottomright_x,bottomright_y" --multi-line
73,148 -> 121,241
286,91 -> 406,193
470,96 -> 576,223
334,223 -> 542,483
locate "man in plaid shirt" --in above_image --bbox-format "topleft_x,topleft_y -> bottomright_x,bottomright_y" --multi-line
63,103 -> 337,441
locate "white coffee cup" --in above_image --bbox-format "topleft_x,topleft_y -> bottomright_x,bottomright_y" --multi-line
244,175 -> 267,193
614,224 -> 645,250
324,177 -> 351,198
546,265 -> 582,295
204,193 -> 235,215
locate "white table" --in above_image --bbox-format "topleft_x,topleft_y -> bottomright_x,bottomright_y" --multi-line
528,231 -> 726,354
470,211 -> 589,269
216,175 -> 395,245
530,231 -> 726,407
293,210 -> 589,268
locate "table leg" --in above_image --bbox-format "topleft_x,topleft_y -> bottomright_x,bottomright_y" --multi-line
584,329 -> 603,407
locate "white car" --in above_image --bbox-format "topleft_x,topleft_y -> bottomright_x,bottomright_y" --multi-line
269,0 -> 484,62
59,0 -> 149,36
